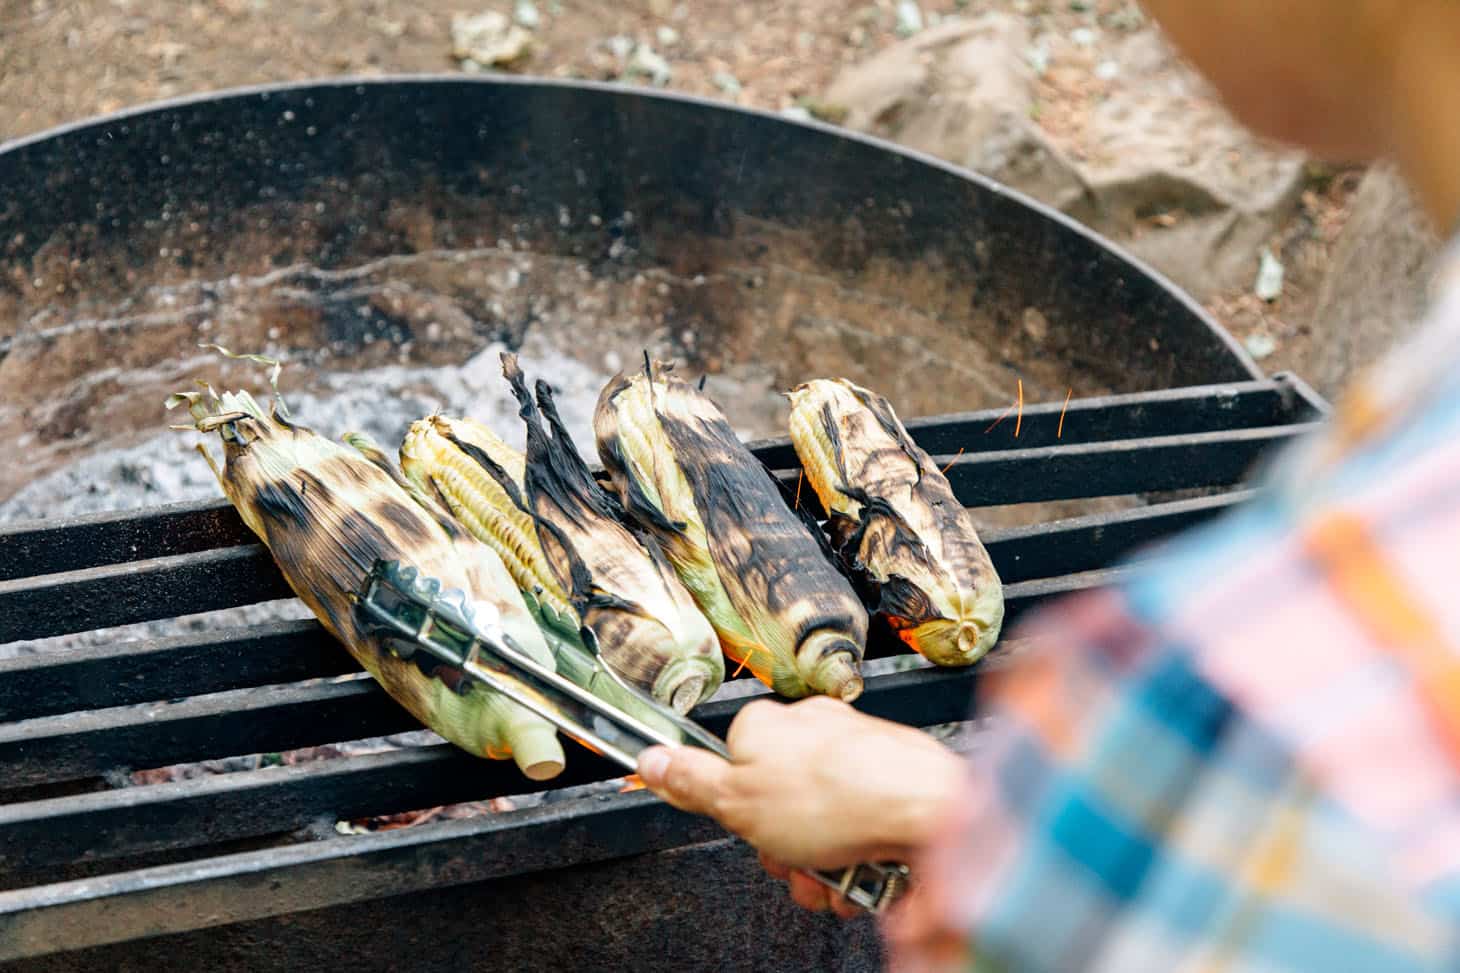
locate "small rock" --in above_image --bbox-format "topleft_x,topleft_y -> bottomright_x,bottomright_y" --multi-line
606,34 -> 634,60
1243,331 -> 1278,360
1021,307 -> 1050,342
1070,26 -> 1097,47
1094,59 -> 1119,80
1025,43 -> 1050,76
451,11 -> 534,68
711,70 -> 742,94
655,25 -> 679,47
781,105 -> 814,122
513,0 -> 540,29
1254,247 -> 1285,301
1304,164 -> 1439,395
895,0 -> 924,37
827,15 -> 1084,210
1104,3 -> 1145,30
798,97 -> 850,124
627,44 -> 672,85
1068,0 -> 1091,9
371,16 -> 406,37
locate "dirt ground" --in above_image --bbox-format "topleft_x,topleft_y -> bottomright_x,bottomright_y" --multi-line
0,0 -> 969,134
1,0 -> 1355,376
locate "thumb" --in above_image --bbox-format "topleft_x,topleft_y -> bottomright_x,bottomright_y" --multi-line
637,745 -> 733,817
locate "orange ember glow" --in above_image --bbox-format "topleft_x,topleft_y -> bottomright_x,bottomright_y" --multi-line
1015,379 -> 1024,438
619,774 -> 647,793
983,401 -> 1014,434
1058,388 -> 1072,439
940,447 -> 965,476
731,648 -> 759,679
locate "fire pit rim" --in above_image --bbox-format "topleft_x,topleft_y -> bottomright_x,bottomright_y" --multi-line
0,72 -> 1262,382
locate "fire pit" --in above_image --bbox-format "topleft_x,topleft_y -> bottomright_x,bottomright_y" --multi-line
0,79 -> 1311,971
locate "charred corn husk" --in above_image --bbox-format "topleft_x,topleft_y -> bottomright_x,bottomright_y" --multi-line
787,378 -> 1004,666
595,362 -> 868,701
398,365 -> 724,714
168,382 -> 566,780
502,354 -> 725,711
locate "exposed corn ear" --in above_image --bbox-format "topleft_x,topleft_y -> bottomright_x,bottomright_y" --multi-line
399,415 -> 577,625
501,352 -> 724,712
594,361 -> 868,701
167,380 -> 566,780
787,378 -> 1004,666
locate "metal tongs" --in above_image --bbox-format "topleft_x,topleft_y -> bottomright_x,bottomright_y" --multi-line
355,559 -> 910,914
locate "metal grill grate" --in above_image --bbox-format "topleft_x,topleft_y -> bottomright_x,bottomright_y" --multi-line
0,374 -> 1328,963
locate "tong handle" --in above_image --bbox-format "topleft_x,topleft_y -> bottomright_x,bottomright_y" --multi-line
357,560 -> 912,913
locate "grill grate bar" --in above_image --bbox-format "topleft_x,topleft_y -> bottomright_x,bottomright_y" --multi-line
0,679 -> 420,790
0,545 -> 291,645
776,423 -> 1317,513
982,489 -> 1253,583
0,500 -> 255,584
749,375 -> 1318,467
0,788 -> 727,963
0,620 -> 354,725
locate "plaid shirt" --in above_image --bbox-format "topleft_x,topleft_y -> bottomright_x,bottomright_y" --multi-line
885,245 -> 1460,971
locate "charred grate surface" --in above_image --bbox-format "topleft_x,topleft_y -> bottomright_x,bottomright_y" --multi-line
0,374 -> 1328,963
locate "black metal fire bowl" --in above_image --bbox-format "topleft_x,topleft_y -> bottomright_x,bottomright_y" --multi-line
0,77 -> 1271,972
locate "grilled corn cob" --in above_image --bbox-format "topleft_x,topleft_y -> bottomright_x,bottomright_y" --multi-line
595,362 -> 868,701
168,382 -> 567,780
787,378 -> 1004,666
398,362 -> 724,713
399,414 -> 576,624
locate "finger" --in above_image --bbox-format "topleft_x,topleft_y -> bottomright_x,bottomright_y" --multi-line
788,870 -> 832,912
635,746 -> 674,790
637,745 -> 733,818
758,850 -> 792,881
793,694 -> 852,715
726,697 -> 786,750
829,894 -> 862,921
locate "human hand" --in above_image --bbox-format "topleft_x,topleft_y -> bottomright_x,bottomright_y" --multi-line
636,696 -> 965,913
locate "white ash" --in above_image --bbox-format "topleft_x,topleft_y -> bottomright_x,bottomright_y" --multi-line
0,341 -> 606,527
